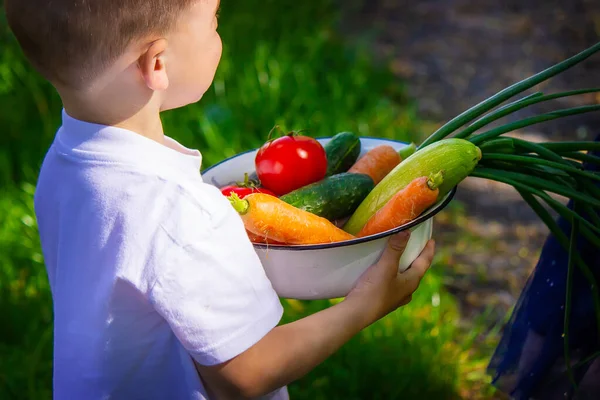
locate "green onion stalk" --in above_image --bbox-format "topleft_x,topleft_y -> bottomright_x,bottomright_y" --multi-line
415,41 -> 600,391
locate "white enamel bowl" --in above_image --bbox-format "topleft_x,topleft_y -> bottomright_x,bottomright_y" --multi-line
202,137 -> 455,300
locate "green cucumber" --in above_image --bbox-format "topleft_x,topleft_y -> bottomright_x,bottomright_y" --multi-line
324,132 -> 361,176
343,138 -> 482,234
280,173 -> 375,221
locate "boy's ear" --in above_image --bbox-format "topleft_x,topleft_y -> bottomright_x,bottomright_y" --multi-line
138,39 -> 169,92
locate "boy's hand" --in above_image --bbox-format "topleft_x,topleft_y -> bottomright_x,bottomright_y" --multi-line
346,231 -> 435,326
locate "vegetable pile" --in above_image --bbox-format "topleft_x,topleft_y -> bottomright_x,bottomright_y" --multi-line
224,41 -> 600,255
224,128 -> 467,246
222,43 -> 600,254
223,43 -> 600,250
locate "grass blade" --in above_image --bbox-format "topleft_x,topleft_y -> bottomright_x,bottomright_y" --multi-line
540,141 -> 600,153
469,105 -> 600,146
511,152 -> 583,169
475,135 -> 595,171
572,351 -> 600,372
542,196 -> 600,248
455,89 -> 600,139
418,42 -> 600,149
455,93 -> 544,139
580,176 -> 600,198
471,167 -> 600,207
483,159 -> 579,189
510,188 -> 600,344
498,164 -> 600,227
583,203 -> 600,228
483,159 -> 600,209
472,167 -> 600,239
472,168 -> 600,259
560,151 -> 600,166
478,138 -> 516,153
565,209 -> 577,392
518,190 -> 578,391
481,153 -> 600,183
527,166 -> 600,227
510,138 -> 575,165
545,172 -> 600,226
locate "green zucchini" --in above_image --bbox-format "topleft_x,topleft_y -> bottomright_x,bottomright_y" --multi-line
280,173 -> 375,221
324,132 -> 361,176
343,138 -> 482,234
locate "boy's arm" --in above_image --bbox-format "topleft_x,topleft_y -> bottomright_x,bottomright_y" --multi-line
197,235 -> 435,399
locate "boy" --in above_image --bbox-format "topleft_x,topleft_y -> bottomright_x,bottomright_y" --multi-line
5,0 -> 435,398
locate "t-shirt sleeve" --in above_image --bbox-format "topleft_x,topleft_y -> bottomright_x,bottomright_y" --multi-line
148,182 -> 284,366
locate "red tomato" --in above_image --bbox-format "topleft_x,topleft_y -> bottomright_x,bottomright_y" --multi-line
220,172 -> 276,199
220,185 -> 275,199
255,133 -> 328,196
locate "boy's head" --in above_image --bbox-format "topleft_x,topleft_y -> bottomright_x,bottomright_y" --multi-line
5,0 -> 222,112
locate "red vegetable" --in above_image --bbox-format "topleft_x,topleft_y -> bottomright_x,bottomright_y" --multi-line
255,128 -> 328,196
220,173 -> 276,199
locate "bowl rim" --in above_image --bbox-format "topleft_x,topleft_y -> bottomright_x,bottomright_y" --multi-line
201,136 -> 456,251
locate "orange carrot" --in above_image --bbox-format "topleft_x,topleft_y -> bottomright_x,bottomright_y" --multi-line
357,171 -> 444,237
348,145 -> 402,184
246,229 -> 283,245
229,193 -> 355,245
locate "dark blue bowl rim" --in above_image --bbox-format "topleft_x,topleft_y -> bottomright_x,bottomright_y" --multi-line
201,136 -> 456,251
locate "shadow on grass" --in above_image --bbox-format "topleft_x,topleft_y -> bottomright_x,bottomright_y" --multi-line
0,294 -> 53,400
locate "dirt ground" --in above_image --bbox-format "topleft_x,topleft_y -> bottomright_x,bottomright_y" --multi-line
341,0 -> 600,327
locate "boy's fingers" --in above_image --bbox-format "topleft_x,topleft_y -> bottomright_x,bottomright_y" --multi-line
401,240 -> 435,283
376,231 -> 411,276
399,295 -> 413,306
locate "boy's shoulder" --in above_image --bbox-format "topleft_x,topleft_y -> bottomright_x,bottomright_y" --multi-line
36,111 -> 235,242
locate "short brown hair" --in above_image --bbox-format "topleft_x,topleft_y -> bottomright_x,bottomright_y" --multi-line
5,0 -> 196,89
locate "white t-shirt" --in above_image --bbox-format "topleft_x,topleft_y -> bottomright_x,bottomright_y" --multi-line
34,110 -> 287,400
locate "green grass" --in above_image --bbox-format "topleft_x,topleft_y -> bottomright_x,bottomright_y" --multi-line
0,0 -> 494,398
0,185 -> 53,399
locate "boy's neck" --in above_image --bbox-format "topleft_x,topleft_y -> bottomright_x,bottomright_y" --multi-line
64,104 -> 165,144
60,84 -> 165,144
